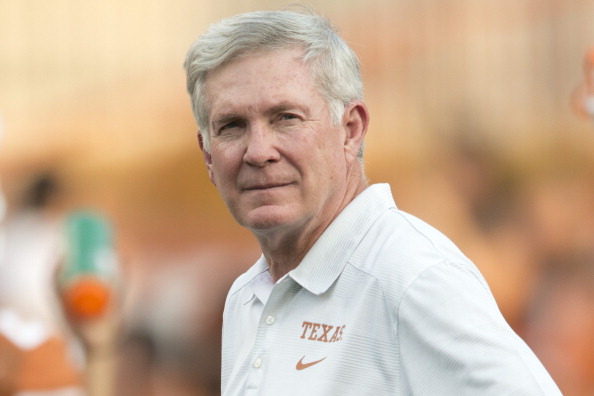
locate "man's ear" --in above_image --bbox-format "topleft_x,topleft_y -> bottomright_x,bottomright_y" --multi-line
198,131 -> 216,186
342,101 -> 370,163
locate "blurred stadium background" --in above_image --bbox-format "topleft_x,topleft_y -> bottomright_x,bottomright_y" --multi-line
1,0 -> 593,395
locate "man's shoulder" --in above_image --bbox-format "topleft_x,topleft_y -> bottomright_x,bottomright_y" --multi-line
348,207 -> 475,296
356,207 -> 469,263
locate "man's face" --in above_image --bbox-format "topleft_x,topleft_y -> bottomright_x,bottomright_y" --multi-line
202,48 -> 357,236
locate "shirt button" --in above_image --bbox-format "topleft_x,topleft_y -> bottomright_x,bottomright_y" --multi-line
254,358 -> 262,368
266,315 -> 275,325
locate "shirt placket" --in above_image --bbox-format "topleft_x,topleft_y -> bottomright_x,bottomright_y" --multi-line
244,276 -> 294,395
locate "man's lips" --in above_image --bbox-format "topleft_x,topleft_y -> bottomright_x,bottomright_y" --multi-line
243,182 -> 291,191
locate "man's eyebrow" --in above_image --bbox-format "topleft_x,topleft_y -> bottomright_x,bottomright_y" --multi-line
266,102 -> 308,116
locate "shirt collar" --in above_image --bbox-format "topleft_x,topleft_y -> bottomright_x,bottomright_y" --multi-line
246,183 -> 396,302
250,268 -> 275,306
289,183 -> 396,295
244,256 -> 270,304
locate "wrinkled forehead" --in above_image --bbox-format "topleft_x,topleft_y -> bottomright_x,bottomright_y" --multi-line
202,46 -> 323,116
212,50 -> 324,113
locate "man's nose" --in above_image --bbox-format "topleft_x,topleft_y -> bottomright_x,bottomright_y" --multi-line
243,124 -> 280,166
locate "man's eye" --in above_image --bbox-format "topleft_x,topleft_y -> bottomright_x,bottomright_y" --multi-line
278,113 -> 300,122
219,121 -> 241,132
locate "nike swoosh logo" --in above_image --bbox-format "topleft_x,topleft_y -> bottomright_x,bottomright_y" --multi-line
296,356 -> 327,370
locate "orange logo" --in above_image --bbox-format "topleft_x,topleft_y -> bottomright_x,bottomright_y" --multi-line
300,321 -> 345,343
296,356 -> 327,370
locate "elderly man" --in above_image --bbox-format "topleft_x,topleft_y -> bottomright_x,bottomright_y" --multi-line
184,8 -> 561,396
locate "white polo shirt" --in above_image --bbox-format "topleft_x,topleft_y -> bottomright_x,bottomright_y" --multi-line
221,184 -> 561,395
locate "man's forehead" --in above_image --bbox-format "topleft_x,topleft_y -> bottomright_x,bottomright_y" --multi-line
204,50 -> 320,118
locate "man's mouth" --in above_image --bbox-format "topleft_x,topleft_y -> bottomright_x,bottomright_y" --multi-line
244,182 -> 291,191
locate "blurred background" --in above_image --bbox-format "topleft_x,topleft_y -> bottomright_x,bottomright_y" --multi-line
1,0 -> 593,395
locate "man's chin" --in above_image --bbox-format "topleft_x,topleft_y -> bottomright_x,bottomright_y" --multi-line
240,206 -> 294,232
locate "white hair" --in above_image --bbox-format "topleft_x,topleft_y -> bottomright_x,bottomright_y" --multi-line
183,8 -> 364,155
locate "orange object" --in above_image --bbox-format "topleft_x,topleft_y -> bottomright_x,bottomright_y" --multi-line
58,211 -> 118,322
0,333 -> 21,396
16,336 -> 82,390
62,277 -> 111,320
1,323 -> 82,394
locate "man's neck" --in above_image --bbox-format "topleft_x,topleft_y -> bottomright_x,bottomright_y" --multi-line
257,178 -> 368,283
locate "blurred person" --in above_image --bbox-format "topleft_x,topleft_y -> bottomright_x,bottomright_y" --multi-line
515,146 -> 594,270
184,8 -> 561,395
523,250 -> 594,396
0,170 -> 85,395
54,211 -> 124,396
0,174 -> 63,323
115,254 -> 232,396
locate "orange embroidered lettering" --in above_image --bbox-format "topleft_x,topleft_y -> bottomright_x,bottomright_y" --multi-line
300,321 -> 346,343
337,325 -> 345,341
300,321 -> 313,339
308,323 -> 320,340
318,324 -> 333,343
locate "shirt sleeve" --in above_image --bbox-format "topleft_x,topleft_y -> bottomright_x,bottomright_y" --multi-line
397,260 -> 562,395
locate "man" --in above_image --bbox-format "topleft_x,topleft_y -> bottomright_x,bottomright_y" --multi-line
184,8 -> 561,395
